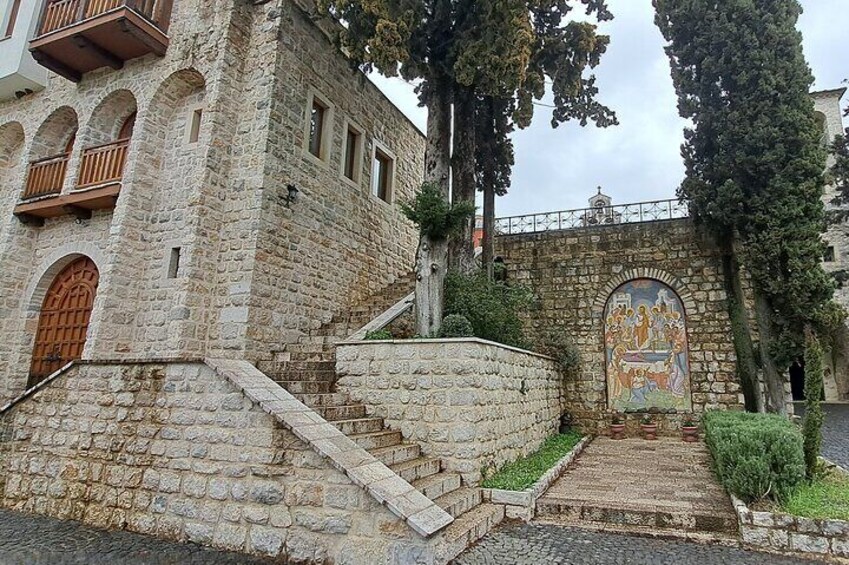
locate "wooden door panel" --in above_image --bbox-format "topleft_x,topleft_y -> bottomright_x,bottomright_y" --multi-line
28,257 -> 99,387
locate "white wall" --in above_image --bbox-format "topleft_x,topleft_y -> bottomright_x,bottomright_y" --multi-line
0,0 -> 49,101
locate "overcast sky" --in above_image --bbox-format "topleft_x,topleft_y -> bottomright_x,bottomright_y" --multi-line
369,0 -> 848,218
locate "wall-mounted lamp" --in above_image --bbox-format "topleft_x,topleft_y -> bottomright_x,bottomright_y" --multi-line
283,184 -> 299,207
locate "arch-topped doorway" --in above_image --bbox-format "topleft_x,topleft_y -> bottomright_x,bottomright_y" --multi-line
28,257 -> 99,387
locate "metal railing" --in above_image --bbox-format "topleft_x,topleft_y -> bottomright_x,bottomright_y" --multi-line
23,153 -> 69,200
37,0 -> 173,36
495,198 -> 690,236
76,138 -> 130,189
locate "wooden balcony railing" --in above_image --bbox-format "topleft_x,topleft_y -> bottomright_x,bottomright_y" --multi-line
77,138 -> 130,189
38,0 -> 173,37
23,154 -> 70,200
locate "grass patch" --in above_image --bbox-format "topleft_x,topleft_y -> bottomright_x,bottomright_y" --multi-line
781,473 -> 849,521
481,432 -> 583,491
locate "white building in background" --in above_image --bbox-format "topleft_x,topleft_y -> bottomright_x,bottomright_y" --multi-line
0,0 -> 49,101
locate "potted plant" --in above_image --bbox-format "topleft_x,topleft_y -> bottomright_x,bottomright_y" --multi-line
610,413 -> 626,440
681,417 -> 699,443
640,414 -> 658,440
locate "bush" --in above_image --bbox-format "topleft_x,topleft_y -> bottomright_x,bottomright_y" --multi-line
440,314 -> 474,338
704,411 -> 805,503
538,329 -> 581,374
443,271 -> 533,349
364,329 -> 392,341
400,183 -> 476,240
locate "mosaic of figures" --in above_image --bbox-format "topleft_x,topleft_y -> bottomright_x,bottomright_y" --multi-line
604,279 -> 692,412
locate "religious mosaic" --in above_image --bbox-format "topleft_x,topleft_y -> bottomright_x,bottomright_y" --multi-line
604,279 -> 692,412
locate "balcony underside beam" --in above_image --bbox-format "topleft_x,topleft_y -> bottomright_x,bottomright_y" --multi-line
71,35 -> 124,71
29,50 -> 82,83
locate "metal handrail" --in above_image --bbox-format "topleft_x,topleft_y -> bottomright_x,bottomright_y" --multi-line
495,198 -> 690,236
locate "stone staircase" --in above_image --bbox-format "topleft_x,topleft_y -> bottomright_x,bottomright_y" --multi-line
257,274 -> 504,548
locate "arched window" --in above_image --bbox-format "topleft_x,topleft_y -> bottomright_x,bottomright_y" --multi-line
604,278 -> 692,412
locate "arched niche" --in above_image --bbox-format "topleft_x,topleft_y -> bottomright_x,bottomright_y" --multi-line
603,278 -> 693,412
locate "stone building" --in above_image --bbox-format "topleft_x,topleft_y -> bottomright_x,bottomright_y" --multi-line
0,0 -> 425,404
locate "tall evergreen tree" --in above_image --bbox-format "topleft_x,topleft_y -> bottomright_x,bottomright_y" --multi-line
319,0 -> 616,334
655,0 -> 835,414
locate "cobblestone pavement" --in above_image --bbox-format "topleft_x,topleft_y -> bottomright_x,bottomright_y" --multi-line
795,403 -> 849,469
0,509 -> 275,565
452,522 -> 820,565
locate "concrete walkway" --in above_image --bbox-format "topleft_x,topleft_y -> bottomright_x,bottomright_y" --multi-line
536,438 -> 738,537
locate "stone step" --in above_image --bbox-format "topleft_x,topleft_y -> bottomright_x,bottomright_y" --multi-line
331,417 -> 385,436
350,430 -> 404,450
390,457 -> 442,483
314,404 -> 367,422
412,473 -> 462,501
436,487 -> 483,519
297,335 -> 339,345
442,503 -> 505,545
369,443 -> 421,466
292,392 -> 350,407
288,351 -> 336,363
276,381 -> 333,395
267,370 -> 336,382
534,498 -> 739,535
533,516 -> 741,546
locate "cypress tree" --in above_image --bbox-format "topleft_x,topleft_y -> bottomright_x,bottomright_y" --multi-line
654,0 -> 836,413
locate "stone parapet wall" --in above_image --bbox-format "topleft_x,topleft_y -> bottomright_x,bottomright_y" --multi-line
733,496 -> 849,559
335,339 -> 566,484
0,361 -> 452,564
495,219 -> 745,434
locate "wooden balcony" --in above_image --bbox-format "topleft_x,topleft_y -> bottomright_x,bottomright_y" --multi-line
22,154 -> 70,200
14,139 -> 129,225
30,0 -> 172,82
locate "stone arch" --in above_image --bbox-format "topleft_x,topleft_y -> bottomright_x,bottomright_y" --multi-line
80,89 -> 138,148
602,276 -> 694,412
593,267 -> 696,320
30,106 -> 78,161
0,121 -> 25,167
26,245 -> 106,316
814,110 -> 828,146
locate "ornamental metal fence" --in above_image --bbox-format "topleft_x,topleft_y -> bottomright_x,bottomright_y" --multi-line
494,198 -> 689,236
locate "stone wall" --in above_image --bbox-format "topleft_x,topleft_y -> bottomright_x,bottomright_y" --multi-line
495,218 -> 745,434
335,339 -> 566,484
0,361 -> 448,564
733,496 -> 849,559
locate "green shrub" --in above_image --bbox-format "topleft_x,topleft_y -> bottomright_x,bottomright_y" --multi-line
440,314 -> 474,338
481,432 -> 583,491
364,329 -> 392,341
400,183 -> 476,240
803,328 -> 824,479
538,329 -> 582,374
443,271 -> 532,349
704,411 -> 805,503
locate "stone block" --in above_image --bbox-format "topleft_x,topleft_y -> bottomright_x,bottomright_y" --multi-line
790,533 -> 829,554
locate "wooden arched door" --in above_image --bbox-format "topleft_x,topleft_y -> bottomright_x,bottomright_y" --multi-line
28,257 -> 99,387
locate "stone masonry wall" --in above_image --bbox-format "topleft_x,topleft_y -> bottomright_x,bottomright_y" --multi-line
495,219 -> 745,435
335,339 -> 566,484
0,362 -> 439,564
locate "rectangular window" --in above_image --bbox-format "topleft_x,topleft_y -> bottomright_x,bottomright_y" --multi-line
343,126 -> 361,182
167,247 -> 182,279
309,99 -> 327,158
372,148 -> 393,203
825,246 -> 836,263
188,108 -> 202,144
3,0 -> 21,39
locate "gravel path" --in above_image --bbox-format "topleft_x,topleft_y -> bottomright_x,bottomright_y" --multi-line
0,509 -> 274,565
452,522 -> 820,565
795,402 -> 849,469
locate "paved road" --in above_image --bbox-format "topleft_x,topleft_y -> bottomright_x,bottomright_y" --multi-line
795,402 -> 849,469
0,509 -> 274,565
452,523 -> 820,565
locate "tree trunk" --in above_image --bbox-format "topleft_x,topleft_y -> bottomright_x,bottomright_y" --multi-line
755,291 -> 789,415
415,79 -> 452,337
719,234 -> 762,412
449,86 -> 477,273
482,182 -> 495,280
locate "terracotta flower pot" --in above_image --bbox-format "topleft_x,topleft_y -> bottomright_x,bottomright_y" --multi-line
682,426 -> 699,443
640,423 -> 658,440
610,423 -> 626,440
